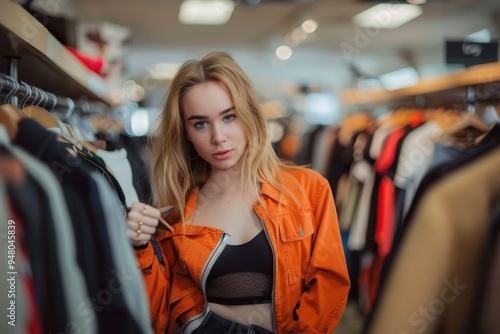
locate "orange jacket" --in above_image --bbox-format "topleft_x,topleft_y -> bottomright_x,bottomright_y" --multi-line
135,168 -> 350,333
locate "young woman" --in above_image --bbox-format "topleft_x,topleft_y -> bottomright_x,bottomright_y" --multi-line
126,52 -> 350,334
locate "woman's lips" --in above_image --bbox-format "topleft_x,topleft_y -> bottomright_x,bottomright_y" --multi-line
212,150 -> 232,160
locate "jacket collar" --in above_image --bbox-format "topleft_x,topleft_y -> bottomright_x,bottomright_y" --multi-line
260,180 -> 281,203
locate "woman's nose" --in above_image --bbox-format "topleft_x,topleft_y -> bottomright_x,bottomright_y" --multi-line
211,124 -> 226,144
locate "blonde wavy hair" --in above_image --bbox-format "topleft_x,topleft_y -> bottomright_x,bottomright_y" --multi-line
150,52 -> 299,224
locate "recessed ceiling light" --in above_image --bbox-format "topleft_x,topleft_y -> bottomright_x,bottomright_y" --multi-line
179,0 -> 235,25
276,45 -> 292,60
301,19 -> 318,34
353,3 -> 423,29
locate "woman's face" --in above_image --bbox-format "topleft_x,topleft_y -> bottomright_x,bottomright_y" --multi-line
182,81 -> 247,173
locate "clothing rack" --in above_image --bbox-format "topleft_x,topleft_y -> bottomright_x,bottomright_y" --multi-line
0,73 -> 105,119
340,62 -> 500,113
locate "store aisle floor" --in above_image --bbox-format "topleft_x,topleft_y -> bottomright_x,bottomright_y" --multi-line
334,301 -> 364,334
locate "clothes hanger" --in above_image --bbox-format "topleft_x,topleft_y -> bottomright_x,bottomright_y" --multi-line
22,87 -> 83,143
32,90 -> 77,140
64,98 -> 102,153
59,96 -> 103,154
376,107 -> 414,128
0,77 -> 27,140
19,85 -> 90,155
427,109 -> 461,131
21,83 -> 60,129
437,108 -> 492,147
0,77 -> 26,184
341,112 -> 373,132
339,112 -> 374,144
0,105 -> 21,140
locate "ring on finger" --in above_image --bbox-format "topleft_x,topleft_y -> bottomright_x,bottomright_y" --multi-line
136,229 -> 142,235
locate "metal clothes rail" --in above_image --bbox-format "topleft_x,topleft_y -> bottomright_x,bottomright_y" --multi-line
0,73 -> 105,119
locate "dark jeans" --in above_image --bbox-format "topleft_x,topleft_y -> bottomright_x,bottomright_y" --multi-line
195,311 -> 274,334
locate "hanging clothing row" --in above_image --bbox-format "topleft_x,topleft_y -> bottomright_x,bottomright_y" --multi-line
293,104 -> 500,334
0,79 -> 154,334
363,117 -> 500,334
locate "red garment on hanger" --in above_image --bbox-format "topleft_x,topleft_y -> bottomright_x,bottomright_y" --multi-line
374,127 -> 407,257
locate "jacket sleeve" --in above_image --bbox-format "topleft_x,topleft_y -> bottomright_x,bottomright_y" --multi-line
135,237 -> 174,334
284,177 -> 351,334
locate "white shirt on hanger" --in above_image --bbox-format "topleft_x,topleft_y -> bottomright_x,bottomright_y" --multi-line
96,148 -> 139,206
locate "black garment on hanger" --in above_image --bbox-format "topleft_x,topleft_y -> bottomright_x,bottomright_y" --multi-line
346,132 -> 375,303
325,131 -> 357,200
12,118 -> 142,334
293,124 -> 326,166
75,145 -> 128,212
7,172 -> 69,333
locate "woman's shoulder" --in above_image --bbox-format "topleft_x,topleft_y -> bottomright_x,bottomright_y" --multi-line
279,165 -> 329,189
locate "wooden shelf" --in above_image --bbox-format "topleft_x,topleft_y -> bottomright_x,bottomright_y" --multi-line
0,1 -> 113,106
341,62 -> 500,107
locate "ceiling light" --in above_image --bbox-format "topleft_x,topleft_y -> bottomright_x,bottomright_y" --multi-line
379,67 -> 419,90
353,4 -> 423,29
179,0 -> 235,25
122,80 -> 145,101
148,63 -> 181,80
465,29 -> 491,43
305,93 -> 340,125
129,109 -> 150,136
276,45 -> 292,60
301,19 -> 318,34
407,0 -> 427,4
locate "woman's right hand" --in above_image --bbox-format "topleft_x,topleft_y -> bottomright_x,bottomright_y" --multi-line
126,202 -> 160,248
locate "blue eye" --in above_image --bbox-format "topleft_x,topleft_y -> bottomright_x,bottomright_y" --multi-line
223,114 -> 236,122
194,121 -> 208,128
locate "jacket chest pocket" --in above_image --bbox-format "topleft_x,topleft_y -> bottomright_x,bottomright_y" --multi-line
278,208 -> 315,285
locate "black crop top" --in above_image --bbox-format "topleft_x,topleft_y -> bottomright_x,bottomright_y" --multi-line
206,230 -> 273,305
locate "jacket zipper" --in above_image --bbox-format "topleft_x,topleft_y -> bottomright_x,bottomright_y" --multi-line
260,217 -> 278,334
182,232 -> 230,334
